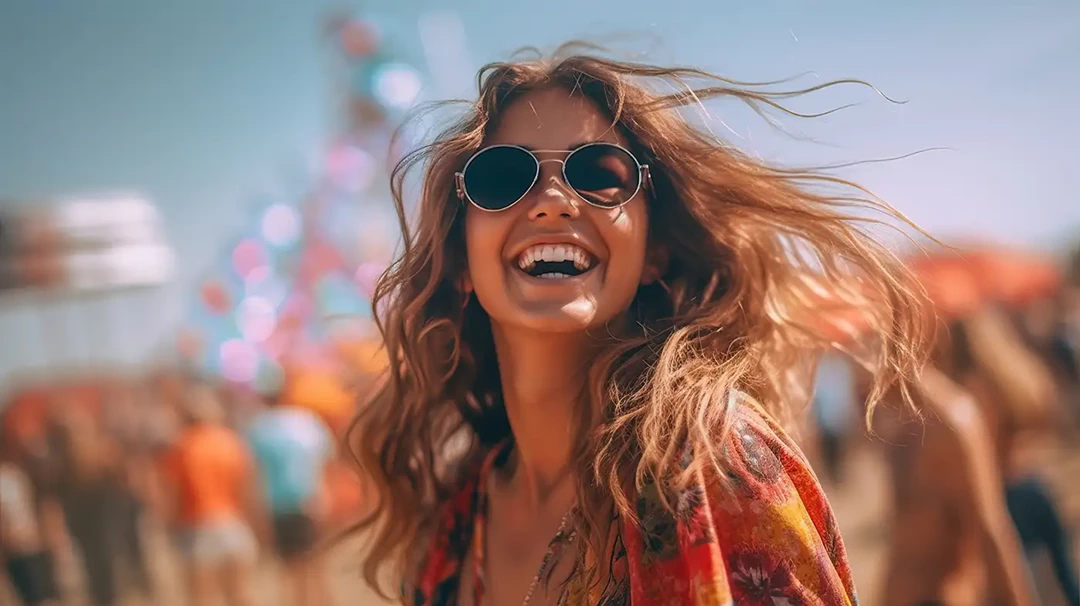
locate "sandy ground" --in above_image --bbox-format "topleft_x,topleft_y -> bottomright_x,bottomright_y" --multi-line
5,441 -> 1078,606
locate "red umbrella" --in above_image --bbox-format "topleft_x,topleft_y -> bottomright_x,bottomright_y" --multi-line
908,244 -> 1062,313
908,254 -> 985,321
966,247 -> 1061,307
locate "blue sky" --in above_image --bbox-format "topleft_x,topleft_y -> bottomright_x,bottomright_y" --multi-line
1,0 -> 1078,378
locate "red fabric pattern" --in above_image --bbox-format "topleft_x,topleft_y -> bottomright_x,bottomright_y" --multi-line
409,400 -> 857,605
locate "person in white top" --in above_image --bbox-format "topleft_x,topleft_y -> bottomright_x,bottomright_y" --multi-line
1,443 -> 59,606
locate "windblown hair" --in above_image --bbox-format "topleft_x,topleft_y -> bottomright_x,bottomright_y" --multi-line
349,43 -> 931,598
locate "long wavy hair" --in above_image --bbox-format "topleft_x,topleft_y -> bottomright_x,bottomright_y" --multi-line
349,43 -> 931,598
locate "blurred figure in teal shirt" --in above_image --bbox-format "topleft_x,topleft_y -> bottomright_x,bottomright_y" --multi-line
247,391 -> 335,606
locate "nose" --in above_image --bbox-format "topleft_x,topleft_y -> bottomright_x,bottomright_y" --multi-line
526,172 -> 580,222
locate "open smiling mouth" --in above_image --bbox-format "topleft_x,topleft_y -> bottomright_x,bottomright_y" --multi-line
516,243 -> 596,279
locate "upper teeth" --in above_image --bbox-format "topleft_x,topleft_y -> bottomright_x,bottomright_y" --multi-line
517,244 -> 592,272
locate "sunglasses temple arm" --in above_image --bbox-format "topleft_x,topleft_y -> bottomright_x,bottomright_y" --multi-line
454,172 -> 466,201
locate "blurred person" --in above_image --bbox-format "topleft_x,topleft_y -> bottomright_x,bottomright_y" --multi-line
949,309 -> 1080,605
810,353 -> 857,485
100,379 -> 157,603
1017,296 -> 1080,425
157,384 -> 261,606
1,442 -> 60,606
141,369 -> 185,532
349,48 -> 934,605
247,390 -> 335,606
48,389 -> 125,606
872,365 -> 1036,606
0,384 -> 66,552
146,369 -> 185,452
1050,292 -> 1080,420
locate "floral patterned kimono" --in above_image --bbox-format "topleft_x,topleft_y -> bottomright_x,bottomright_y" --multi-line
409,398 -> 858,605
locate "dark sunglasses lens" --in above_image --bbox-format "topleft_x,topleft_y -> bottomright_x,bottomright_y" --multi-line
462,146 -> 538,211
564,144 -> 641,208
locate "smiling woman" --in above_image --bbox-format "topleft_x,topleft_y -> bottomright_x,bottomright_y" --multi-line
348,43 -> 932,605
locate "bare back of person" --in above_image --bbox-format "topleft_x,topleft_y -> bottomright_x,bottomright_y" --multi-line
883,415 -> 987,605
881,369 -> 1034,606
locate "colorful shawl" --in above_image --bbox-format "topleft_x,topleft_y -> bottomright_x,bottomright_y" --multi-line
410,400 -> 858,605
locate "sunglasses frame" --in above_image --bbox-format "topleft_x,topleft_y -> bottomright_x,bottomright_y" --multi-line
454,142 -> 651,212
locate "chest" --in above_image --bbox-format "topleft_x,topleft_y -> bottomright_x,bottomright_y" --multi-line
458,498 -> 579,606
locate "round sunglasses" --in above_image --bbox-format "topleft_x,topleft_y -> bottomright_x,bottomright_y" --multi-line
454,143 -> 651,212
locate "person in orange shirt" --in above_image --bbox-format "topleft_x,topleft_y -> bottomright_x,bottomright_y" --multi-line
157,384 -> 263,606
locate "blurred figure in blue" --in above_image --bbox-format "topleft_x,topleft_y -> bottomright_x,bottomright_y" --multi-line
950,309 -> 1080,605
247,389 -> 335,606
811,353 -> 856,485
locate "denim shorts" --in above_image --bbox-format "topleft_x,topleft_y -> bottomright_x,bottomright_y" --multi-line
175,517 -> 257,565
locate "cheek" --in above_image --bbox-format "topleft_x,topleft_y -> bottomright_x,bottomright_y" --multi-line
603,202 -> 650,281
464,211 -> 509,288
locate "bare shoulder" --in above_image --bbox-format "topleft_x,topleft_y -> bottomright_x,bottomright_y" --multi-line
917,369 -> 991,456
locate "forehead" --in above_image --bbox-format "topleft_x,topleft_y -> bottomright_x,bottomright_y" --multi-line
486,87 -> 628,150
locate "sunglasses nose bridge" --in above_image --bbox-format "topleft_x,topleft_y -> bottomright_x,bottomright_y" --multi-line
535,157 -> 565,179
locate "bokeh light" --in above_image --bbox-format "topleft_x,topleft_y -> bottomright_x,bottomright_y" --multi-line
354,261 -> 384,298
237,296 -> 277,342
339,19 -> 380,58
353,207 -> 397,262
231,239 -> 265,279
244,265 -> 288,307
200,280 -> 231,314
326,144 -> 377,193
261,204 -> 301,247
371,62 -> 422,110
219,338 -> 259,383
316,273 -> 369,319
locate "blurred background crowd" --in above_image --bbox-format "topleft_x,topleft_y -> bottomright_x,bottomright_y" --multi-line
1,2 -> 1078,605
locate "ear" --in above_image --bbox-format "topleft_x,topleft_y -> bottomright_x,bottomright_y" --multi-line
640,243 -> 670,286
461,268 -> 474,294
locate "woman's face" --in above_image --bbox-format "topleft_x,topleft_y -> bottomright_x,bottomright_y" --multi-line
463,88 -> 657,334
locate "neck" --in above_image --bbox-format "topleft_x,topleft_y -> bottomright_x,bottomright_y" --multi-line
491,325 -> 593,507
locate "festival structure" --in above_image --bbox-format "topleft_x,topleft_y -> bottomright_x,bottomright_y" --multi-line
176,13 -> 428,431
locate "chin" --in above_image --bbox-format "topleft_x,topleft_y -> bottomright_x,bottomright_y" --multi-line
484,295 -> 625,335
518,314 -> 599,334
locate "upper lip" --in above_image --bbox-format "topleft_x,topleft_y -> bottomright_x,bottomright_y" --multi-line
507,232 -> 603,264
